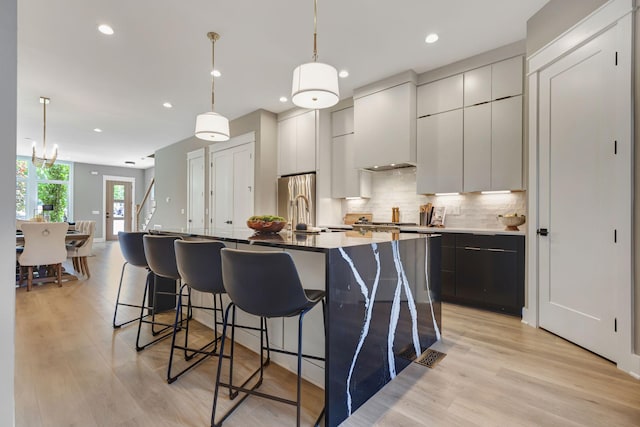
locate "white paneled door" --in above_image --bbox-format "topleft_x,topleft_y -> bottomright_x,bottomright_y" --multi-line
538,27 -> 619,361
210,140 -> 254,235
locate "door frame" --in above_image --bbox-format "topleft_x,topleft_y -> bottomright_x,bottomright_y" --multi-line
526,0 -> 637,375
187,148 -> 205,230
102,175 -> 136,241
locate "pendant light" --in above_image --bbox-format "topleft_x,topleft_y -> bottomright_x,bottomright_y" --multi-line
32,96 -> 58,168
291,0 -> 339,109
195,32 -> 230,142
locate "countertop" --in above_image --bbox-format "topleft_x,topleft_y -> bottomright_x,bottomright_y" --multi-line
152,227 -> 434,253
322,224 -> 525,236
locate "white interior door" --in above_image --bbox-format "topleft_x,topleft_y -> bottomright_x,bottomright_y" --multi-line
210,140 -> 254,235
187,149 -> 205,230
232,144 -> 254,229
538,27 -> 618,361
211,150 -> 233,234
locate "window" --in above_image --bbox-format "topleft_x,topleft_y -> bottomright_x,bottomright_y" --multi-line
16,157 -> 73,222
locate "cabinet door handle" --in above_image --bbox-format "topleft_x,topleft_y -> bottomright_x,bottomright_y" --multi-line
225,220 -> 233,224
537,228 -> 549,236
464,246 -> 482,251
487,248 -> 506,252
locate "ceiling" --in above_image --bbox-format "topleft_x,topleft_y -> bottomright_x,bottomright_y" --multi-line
17,0 -> 548,169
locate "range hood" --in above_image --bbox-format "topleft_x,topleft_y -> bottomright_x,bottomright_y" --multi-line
364,162 -> 415,172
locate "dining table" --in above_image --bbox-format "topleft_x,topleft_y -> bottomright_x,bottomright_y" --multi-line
16,231 -> 90,288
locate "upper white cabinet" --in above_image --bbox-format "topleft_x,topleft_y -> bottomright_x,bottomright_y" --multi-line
416,55 -> 524,193
354,72 -> 417,169
416,109 -> 463,194
491,96 -> 522,190
491,56 -> 523,100
417,74 -> 463,117
277,110 -> 316,176
331,134 -> 372,199
463,103 -> 492,192
463,65 -> 491,107
331,107 -> 371,199
331,107 -> 354,137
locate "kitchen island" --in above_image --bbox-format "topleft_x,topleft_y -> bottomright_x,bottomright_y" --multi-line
153,228 -> 442,426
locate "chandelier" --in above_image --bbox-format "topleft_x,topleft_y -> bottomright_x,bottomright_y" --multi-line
291,0 -> 339,109
32,96 -> 58,168
195,32 -> 230,141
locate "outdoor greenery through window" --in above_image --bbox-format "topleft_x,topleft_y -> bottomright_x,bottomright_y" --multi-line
16,157 -> 73,222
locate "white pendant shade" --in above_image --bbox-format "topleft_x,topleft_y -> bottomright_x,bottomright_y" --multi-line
291,62 -> 339,109
195,111 -> 230,141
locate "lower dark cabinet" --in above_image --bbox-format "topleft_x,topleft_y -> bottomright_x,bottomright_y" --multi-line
440,233 -> 524,316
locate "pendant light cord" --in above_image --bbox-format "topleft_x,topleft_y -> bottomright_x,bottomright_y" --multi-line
211,36 -> 216,111
42,97 -> 48,155
312,0 -> 318,61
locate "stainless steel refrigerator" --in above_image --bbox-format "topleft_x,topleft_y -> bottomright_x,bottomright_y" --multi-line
277,173 -> 316,228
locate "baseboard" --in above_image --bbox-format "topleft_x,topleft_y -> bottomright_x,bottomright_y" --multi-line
618,352 -> 640,379
521,307 -> 536,327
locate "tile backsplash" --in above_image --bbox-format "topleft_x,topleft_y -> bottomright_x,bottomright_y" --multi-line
342,167 -> 526,229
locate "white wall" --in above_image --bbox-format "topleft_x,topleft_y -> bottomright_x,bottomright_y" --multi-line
343,167 -> 526,229
0,0 -> 16,424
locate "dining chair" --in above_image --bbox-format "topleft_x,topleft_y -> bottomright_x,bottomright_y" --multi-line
67,220 -> 96,277
18,222 -> 69,291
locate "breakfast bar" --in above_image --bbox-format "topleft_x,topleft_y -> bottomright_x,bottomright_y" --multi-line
154,228 -> 442,426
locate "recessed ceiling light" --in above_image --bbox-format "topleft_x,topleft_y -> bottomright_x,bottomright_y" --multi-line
373,165 -> 379,169
425,33 -> 439,44
98,24 -> 114,35
163,102 -> 173,108
338,70 -> 349,78
279,96 -> 288,103
93,128 -> 102,133
125,161 -> 135,166
210,69 -> 221,77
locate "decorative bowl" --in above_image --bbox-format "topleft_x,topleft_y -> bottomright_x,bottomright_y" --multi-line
497,214 -> 526,231
247,219 -> 286,233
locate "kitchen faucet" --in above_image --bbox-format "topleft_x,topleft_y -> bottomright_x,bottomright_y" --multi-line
292,193 -> 310,227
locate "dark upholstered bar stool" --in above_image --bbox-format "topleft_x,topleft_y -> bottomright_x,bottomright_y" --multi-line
168,240 -> 227,383
211,249 -> 326,427
113,231 -> 151,328
137,234 -> 184,351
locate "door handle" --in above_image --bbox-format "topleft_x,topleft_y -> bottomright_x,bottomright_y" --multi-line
537,228 -> 549,236
225,220 -> 232,224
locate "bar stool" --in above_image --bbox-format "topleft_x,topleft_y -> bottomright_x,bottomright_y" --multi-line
113,231 -> 151,329
137,234 -> 184,351
212,248 -> 326,427
167,239 -> 227,383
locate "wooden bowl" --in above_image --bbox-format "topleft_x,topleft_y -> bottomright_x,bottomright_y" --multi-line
246,220 -> 286,233
497,214 -> 526,231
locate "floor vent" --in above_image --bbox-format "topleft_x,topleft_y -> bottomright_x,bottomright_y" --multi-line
415,349 -> 447,369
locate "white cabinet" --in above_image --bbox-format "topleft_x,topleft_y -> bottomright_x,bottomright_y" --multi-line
462,96 -> 523,191
463,103 -> 491,192
331,134 -> 372,198
416,109 -> 463,194
492,56 -> 523,100
417,74 -> 463,117
331,107 -> 371,199
463,65 -> 491,107
277,110 -> 316,176
491,96 -> 522,190
354,81 -> 416,168
331,107 -> 354,137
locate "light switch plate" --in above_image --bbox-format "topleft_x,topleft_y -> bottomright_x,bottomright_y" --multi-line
91,210 -> 100,215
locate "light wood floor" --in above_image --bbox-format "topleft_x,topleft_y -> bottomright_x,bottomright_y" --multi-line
15,242 -> 640,426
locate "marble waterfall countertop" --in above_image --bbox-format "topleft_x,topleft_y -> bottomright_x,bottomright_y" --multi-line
152,227 -> 441,426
